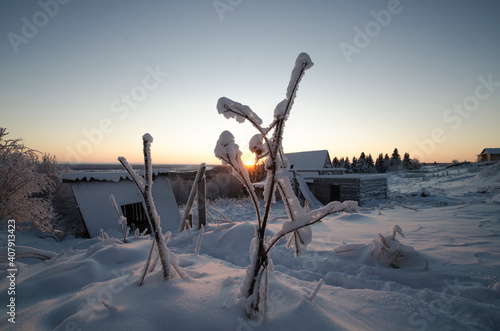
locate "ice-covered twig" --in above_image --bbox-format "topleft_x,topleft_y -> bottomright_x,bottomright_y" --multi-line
195,224 -> 204,255
266,201 -> 358,254
110,194 -> 128,243
139,237 -> 156,286
120,133 -> 177,282
215,53 -> 319,318
206,208 -> 218,224
102,300 -> 118,313
214,131 -> 261,226
142,134 -> 171,280
276,176 -> 311,256
391,225 -> 405,240
118,157 -> 145,194
208,206 -> 234,223
178,163 -> 207,233
217,97 -> 264,130
308,278 -> 324,301
391,201 -> 417,212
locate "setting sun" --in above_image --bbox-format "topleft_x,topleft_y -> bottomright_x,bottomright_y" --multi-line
242,154 -> 256,167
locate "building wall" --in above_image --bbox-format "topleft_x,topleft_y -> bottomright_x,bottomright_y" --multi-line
477,150 -> 500,162
69,176 -> 180,237
312,175 -> 387,205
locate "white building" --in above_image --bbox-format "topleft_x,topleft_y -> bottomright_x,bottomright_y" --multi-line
62,170 -> 180,237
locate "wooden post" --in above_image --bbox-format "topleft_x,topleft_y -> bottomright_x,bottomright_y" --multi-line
197,173 -> 206,229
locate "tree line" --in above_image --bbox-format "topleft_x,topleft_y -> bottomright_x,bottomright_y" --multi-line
247,148 -> 422,182
332,148 -> 422,173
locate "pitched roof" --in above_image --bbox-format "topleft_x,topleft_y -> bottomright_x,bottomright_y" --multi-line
285,150 -> 331,169
478,148 -> 500,155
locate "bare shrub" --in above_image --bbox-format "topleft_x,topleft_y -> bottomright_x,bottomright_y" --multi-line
170,171 -> 245,205
170,176 -> 192,206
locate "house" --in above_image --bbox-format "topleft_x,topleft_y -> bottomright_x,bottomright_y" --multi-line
477,148 -> 500,162
283,150 -> 386,206
311,174 -> 387,205
285,150 -> 332,169
61,170 -> 180,238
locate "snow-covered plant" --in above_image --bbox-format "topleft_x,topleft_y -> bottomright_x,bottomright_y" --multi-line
109,194 -> 128,243
119,133 -> 174,281
371,225 -> 428,270
99,228 -> 109,240
214,53 -> 358,318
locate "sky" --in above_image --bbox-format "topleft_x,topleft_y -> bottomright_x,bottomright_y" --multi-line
1,0 -> 499,165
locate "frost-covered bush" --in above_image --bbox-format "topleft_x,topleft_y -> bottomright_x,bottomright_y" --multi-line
0,128 -> 55,230
170,176 -> 192,205
170,171 -> 244,205
334,225 -> 429,270
208,172 -> 244,199
214,53 -> 358,318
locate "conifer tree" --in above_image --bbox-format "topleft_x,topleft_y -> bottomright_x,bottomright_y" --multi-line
351,156 -> 358,173
402,152 -> 412,170
391,148 -> 401,166
375,153 -> 384,173
366,154 -> 375,172
344,157 -> 351,173
383,154 -> 391,173
332,156 -> 339,168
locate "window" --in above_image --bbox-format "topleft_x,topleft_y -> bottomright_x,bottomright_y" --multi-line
330,185 -> 341,202
121,202 -> 151,234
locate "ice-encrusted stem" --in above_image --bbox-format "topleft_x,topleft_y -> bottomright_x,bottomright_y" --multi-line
178,163 -> 207,233
109,194 -> 128,243
215,53 -> 327,318
142,134 -> 171,280
119,134 -> 171,281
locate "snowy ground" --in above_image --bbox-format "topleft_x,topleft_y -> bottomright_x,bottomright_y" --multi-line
1,163 -> 499,330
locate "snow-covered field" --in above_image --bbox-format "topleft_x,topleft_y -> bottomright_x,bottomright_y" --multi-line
1,163 -> 499,330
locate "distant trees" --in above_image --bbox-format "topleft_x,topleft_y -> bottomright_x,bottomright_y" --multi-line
247,162 -> 266,183
333,148 -> 421,173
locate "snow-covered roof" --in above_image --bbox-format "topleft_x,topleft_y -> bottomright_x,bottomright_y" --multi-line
285,150 -> 331,170
478,148 -> 500,155
61,169 -> 170,183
